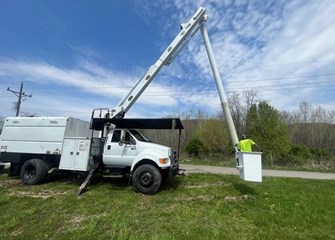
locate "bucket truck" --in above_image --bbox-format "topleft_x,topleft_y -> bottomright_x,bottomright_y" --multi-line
0,7 -> 261,196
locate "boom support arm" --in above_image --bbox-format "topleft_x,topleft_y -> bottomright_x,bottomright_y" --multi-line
200,22 -> 239,146
110,7 -> 207,118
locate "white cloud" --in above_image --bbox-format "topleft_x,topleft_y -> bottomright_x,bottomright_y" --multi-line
142,0 -> 335,112
0,57 -> 193,118
2,0 -> 335,120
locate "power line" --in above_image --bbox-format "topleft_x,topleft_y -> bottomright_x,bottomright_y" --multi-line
226,73 -> 335,84
6,82 -> 32,117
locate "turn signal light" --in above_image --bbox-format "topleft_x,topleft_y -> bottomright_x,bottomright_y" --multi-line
159,158 -> 169,164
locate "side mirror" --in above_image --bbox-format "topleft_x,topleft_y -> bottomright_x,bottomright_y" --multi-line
119,130 -> 126,146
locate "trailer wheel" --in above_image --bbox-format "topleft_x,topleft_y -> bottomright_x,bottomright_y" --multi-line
132,164 -> 162,195
20,159 -> 48,185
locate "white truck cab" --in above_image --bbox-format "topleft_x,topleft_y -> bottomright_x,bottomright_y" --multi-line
103,129 -> 171,169
88,115 -> 183,194
102,127 -> 179,194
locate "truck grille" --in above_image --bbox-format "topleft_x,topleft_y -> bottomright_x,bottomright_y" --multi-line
169,149 -> 178,167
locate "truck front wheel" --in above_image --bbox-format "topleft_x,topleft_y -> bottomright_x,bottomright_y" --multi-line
20,159 -> 48,185
132,164 -> 162,195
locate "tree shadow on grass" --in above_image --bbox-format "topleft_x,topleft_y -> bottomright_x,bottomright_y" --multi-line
47,171 -> 130,194
39,170 -> 185,195
231,181 -> 258,195
159,175 -> 184,192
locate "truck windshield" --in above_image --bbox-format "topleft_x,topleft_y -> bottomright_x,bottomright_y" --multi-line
130,130 -> 150,142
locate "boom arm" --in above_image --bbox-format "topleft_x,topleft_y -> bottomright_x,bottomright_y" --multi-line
200,21 -> 239,146
110,7 -> 207,118
109,7 -> 238,148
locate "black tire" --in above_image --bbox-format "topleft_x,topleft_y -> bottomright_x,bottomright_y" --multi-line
132,164 -> 162,195
20,159 -> 48,185
0,164 -> 5,171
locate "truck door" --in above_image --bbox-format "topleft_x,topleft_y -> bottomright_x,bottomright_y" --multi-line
103,130 -> 137,166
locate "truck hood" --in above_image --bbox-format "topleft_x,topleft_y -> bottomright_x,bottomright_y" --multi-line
138,141 -> 170,153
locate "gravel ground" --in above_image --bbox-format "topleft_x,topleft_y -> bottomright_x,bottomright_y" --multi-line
180,164 -> 335,180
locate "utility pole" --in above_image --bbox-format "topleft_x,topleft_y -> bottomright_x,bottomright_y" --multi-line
7,82 -> 32,117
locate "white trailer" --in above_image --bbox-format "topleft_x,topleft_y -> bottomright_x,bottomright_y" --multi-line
0,117 -> 96,183
1,117 -> 91,156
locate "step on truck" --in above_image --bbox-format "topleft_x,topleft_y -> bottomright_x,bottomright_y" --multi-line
0,115 -> 184,194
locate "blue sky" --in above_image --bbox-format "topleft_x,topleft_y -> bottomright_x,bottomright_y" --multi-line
1,0 -> 335,120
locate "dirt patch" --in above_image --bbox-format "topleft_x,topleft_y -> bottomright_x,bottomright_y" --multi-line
8,189 -> 69,199
224,194 -> 252,202
176,194 -> 214,202
69,215 -> 86,226
0,179 -> 22,187
10,228 -> 24,237
183,181 -> 230,189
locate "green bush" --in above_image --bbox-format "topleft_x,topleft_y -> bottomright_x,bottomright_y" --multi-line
184,138 -> 208,157
270,144 -> 310,166
193,119 -> 230,154
289,144 -> 312,158
310,148 -> 331,159
275,144 -> 334,167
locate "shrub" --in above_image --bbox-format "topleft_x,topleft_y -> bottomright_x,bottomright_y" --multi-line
310,148 -> 331,159
184,138 -> 208,157
289,144 -> 311,159
273,144 -> 310,166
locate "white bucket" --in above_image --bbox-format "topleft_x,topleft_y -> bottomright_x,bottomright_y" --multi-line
237,152 -> 262,182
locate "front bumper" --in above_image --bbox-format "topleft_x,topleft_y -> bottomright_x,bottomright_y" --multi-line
168,164 -> 179,178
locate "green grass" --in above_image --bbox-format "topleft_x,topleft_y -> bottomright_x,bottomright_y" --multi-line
180,156 -> 335,173
0,170 -> 335,240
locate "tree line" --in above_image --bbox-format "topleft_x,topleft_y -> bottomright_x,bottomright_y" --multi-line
145,90 -> 335,169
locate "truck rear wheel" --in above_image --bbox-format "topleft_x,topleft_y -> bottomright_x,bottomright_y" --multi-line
132,164 -> 162,195
20,159 -> 48,185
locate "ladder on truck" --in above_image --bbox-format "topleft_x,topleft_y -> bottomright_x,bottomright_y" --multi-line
78,108 -> 110,195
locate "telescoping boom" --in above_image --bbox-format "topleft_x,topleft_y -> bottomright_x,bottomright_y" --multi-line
111,7 -> 207,119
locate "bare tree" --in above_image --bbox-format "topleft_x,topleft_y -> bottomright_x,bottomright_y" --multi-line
225,89 -> 260,137
283,101 -> 335,153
